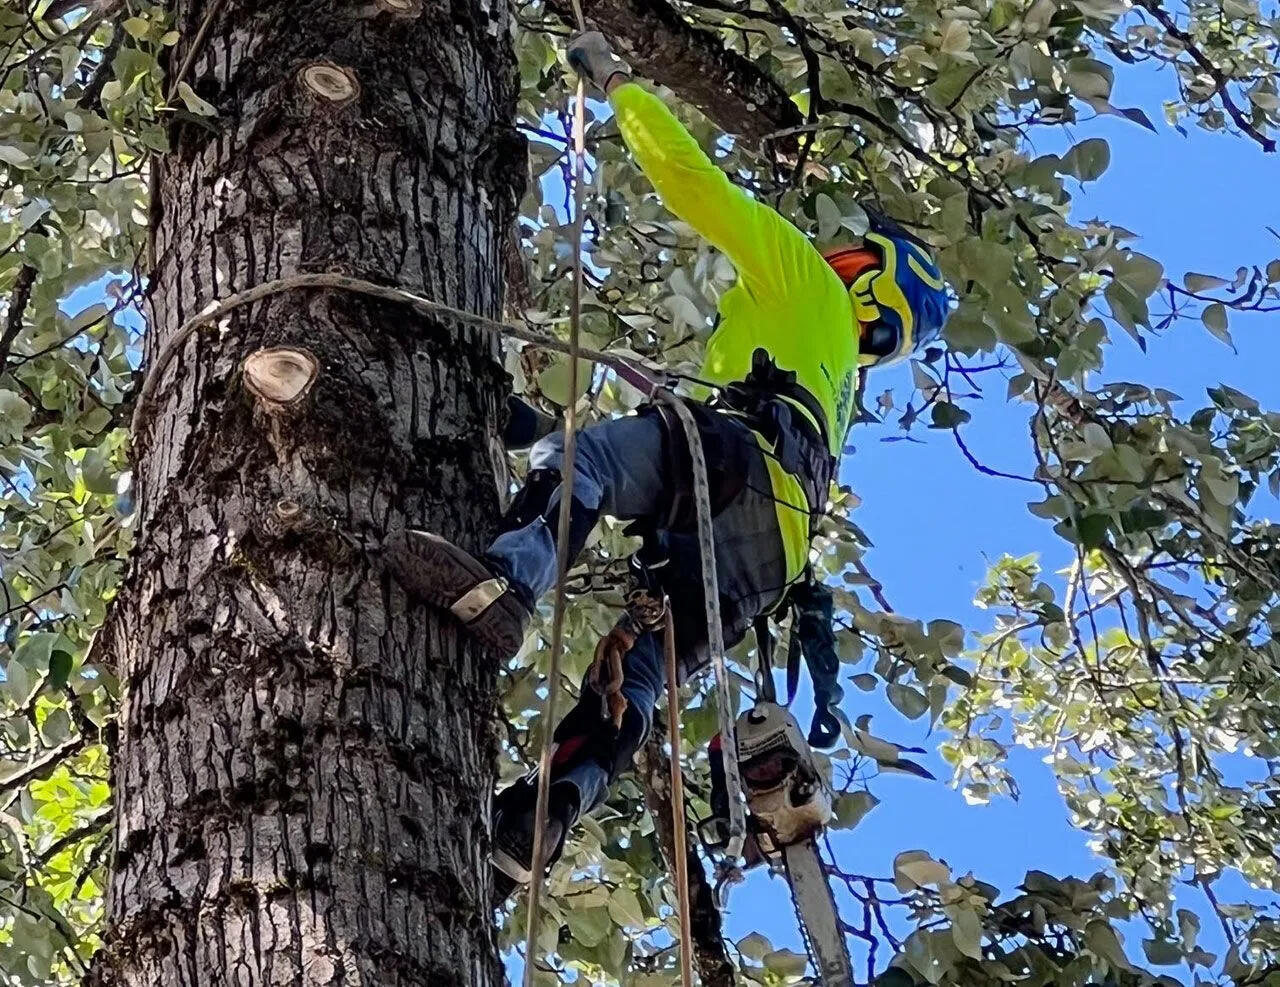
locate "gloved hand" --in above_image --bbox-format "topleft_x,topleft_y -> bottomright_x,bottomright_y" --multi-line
566,31 -> 631,94
789,579 -> 845,749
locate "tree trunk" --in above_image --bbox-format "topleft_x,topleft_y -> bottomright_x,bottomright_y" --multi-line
94,1 -> 523,984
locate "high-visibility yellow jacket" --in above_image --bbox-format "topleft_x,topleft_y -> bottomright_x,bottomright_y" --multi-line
610,82 -> 859,583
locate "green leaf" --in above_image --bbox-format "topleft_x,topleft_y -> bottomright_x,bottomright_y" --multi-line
814,193 -> 843,241
888,682 -> 929,719
48,650 -> 74,690
1085,919 -> 1131,971
738,932 -> 772,960
606,887 -> 646,928
1184,272 -> 1229,292
1075,513 -> 1111,549
880,757 -> 935,780
894,850 -> 951,891
930,402 -> 972,429
939,19 -> 972,55
564,905 -> 611,947
873,970 -> 918,987
176,81 -> 217,117
832,791 -> 879,829
928,619 -> 966,656
1070,59 -> 1111,100
1142,938 -> 1183,965
1079,421 -> 1113,459
4,659 -> 33,704
1177,908 -> 1201,951
40,707 -> 71,743
1115,105 -> 1156,131
1199,458 -> 1239,506
762,948 -> 809,977
122,16 -> 151,39
1063,138 -> 1110,181
1201,302 -> 1233,346
82,448 -> 118,495
536,357 -> 591,405
0,390 -> 33,441
1266,259 -> 1280,283
0,144 -> 33,167
950,905 -> 983,960
15,632 -> 59,670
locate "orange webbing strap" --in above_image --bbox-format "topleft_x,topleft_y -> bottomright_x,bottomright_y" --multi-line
664,606 -> 696,987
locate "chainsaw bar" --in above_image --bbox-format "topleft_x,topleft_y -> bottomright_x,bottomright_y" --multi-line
781,838 -> 854,986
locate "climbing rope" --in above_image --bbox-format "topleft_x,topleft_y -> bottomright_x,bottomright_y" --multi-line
650,392 -> 746,863
663,604 -> 695,987
130,271 -> 661,440
521,7 -> 590,978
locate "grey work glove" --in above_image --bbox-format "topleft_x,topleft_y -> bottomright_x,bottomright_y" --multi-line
566,31 -> 631,94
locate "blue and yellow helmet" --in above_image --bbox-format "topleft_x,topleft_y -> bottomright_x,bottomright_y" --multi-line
824,214 -> 949,368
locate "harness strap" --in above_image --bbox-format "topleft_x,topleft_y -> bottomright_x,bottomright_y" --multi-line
753,615 -> 777,704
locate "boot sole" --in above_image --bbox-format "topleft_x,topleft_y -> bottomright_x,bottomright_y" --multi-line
384,530 -> 528,657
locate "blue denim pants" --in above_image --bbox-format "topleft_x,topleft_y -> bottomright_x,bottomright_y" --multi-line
489,411 -> 789,820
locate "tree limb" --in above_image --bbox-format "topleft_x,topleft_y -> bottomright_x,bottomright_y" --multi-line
1133,0 -> 1276,153
545,0 -> 801,143
0,264 -> 37,373
638,732 -> 737,987
0,735 -> 87,797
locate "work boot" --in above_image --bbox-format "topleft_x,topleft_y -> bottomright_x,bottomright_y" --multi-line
491,779 -> 579,904
384,529 -> 532,658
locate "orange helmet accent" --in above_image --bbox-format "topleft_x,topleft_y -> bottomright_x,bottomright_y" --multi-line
822,245 -> 880,286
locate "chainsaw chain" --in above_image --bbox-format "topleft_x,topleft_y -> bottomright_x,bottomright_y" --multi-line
780,840 -> 850,986
780,849 -> 822,982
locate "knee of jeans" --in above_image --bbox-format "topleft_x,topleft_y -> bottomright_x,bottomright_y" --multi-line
529,431 -> 567,471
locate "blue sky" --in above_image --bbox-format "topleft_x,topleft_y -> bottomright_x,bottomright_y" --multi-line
737,59 -> 1280,976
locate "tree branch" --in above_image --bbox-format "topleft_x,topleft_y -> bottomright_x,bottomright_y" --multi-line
0,264 -> 37,373
545,0 -> 801,143
1133,0 -> 1276,153
0,735 -> 87,797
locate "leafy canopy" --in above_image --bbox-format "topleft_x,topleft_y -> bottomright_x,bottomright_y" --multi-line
1,0 -> 1278,983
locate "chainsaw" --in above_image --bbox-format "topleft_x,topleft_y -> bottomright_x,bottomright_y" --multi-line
701,701 -> 854,986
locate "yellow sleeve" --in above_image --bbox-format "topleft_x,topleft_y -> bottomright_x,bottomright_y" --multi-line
608,82 -> 827,304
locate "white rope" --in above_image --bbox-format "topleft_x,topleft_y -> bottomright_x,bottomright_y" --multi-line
129,271 -> 664,441
652,392 -> 746,864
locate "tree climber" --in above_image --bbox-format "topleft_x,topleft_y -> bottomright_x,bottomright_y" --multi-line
384,31 -> 949,898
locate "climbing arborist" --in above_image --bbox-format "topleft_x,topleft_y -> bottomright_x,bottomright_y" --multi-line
384,30 -> 949,897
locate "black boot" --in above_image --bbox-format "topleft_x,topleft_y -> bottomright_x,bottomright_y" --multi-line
491,778 -> 581,903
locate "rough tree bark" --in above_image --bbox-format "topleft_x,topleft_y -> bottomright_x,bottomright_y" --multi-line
93,0 -> 524,983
